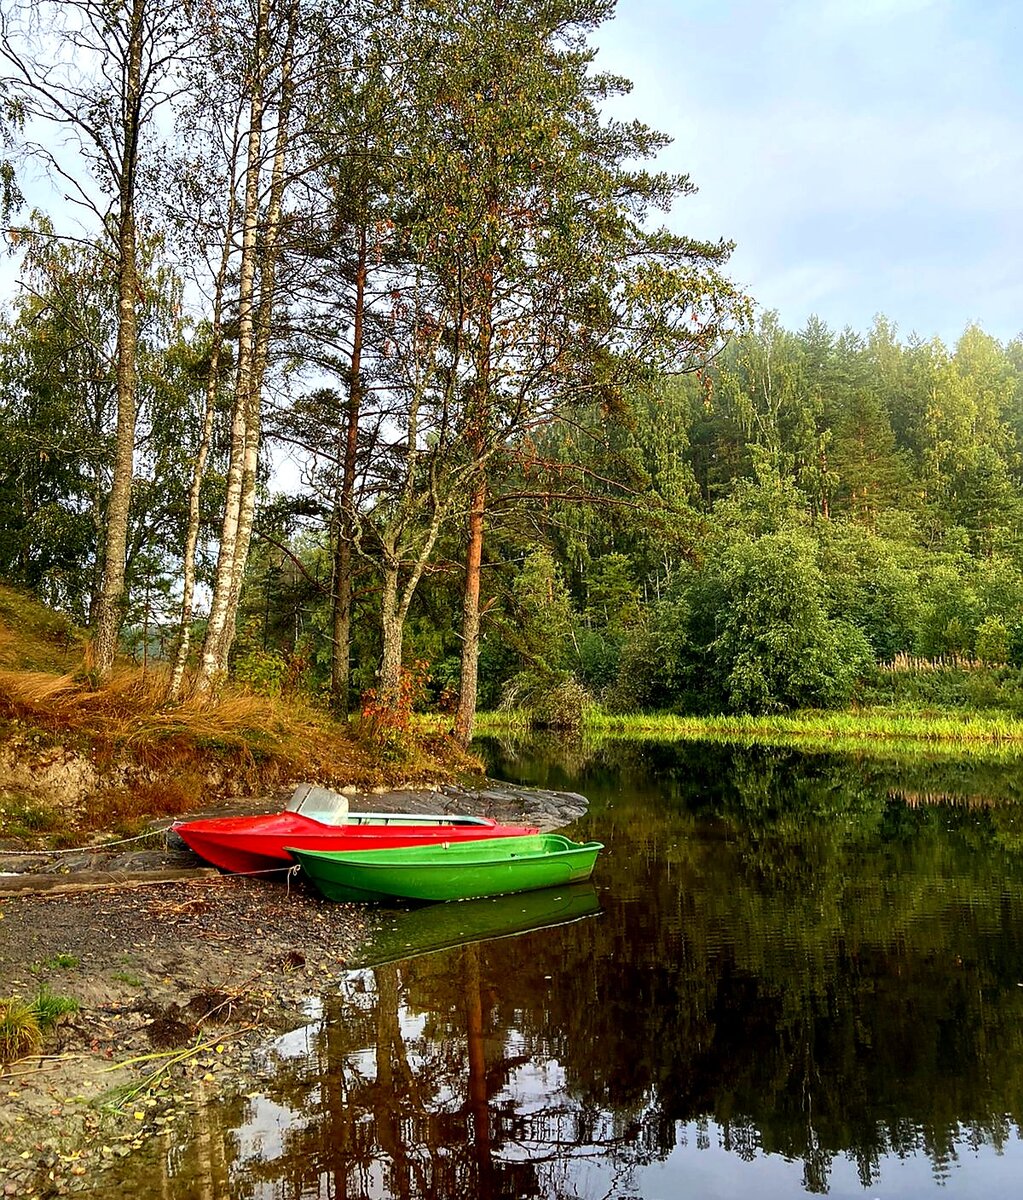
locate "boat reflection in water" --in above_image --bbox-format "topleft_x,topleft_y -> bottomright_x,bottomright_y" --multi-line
348,881 -> 601,967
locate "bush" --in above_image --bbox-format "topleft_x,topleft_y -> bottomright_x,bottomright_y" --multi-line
976,616 -> 1010,664
526,679 -> 590,730
356,662 -> 428,762
233,647 -> 290,697
0,997 -> 42,1062
708,531 -> 874,713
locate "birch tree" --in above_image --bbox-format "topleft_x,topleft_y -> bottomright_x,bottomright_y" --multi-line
0,0 -> 193,676
193,0 -> 306,692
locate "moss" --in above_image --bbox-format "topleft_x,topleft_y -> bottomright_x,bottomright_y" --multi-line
0,789 -> 63,837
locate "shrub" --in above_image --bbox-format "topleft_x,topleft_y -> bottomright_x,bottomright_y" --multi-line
233,647 -> 289,697
708,531 -> 874,714
0,997 -> 42,1062
526,679 -> 590,730
976,616 -> 1010,664
357,662 -> 428,762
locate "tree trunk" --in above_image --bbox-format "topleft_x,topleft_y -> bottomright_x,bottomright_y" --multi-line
453,231 -> 495,743
195,0 -> 268,691
169,181 -> 238,700
376,506 -> 446,710
216,0 -> 297,672
330,224 -> 367,713
379,559 -> 404,706
453,473 -> 486,744
91,0 -> 145,677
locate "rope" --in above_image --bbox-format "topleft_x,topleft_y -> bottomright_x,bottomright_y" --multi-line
0,827 -> 169,858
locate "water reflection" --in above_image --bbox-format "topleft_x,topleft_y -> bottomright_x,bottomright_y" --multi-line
349,884 -> 601,968
98,740 -> 1023,1197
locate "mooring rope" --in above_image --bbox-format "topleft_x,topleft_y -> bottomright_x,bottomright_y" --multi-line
0,827 -> 169,857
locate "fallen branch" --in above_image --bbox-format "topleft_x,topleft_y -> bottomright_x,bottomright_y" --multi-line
0,867 -> 220,896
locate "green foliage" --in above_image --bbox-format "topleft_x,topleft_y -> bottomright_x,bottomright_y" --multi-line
2,0 -> 1022,733
975,616 -> 1010,664
706,531 -> 874,713
496,549 -> 577,702
233,647 -> 290,698
606,595 -> 702,713
859,662 -> 1023,715
501,676 -> 590,731
816,523 -> 920,659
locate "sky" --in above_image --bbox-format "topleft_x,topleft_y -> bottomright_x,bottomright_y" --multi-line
594,0 -> 1023,346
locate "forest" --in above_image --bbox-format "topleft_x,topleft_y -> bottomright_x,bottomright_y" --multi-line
1,0 -> 1021,738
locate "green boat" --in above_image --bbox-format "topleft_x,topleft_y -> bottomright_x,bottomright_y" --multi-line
348,883 -> 601,967
286,833 -> 604,903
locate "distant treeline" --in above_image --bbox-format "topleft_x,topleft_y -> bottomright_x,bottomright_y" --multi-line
6,299 -> 1023,718
471,314 -> 1023,718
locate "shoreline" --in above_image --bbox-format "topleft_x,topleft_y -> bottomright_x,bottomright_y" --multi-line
471,706 -> 1023,759
0,779 -> 587,1197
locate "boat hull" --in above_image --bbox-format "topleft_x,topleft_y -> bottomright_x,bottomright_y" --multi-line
288,834 -> 604,903
172,812 -> 539,875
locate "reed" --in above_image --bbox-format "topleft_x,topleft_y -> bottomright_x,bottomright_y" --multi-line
475,706 -> 1023,761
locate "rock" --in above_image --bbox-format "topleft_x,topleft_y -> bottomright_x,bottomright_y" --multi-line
0,855 -> 44,873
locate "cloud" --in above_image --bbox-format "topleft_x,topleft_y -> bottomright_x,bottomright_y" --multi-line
597,0 -> 1023,342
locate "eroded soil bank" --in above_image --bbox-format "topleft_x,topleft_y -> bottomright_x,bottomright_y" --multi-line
0,780 -> 587,1198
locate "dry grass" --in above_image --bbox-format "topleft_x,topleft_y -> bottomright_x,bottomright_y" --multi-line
0,998 -> 42,1063
0,585 -> 476,837
0,585 -> 82,672
0,664 -> 398,799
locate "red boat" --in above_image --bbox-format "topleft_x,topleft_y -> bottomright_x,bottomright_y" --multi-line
172,785 -> 539,875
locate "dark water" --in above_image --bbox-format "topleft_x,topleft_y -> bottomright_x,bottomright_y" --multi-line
107,738 -> 1023,1198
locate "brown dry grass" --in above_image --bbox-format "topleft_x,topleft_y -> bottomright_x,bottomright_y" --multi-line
0,585 -> 478,836
0,664 -> 409,797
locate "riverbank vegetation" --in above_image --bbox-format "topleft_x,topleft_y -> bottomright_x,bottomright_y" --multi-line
0,585 -> 474,841
474,706 -> 1023,761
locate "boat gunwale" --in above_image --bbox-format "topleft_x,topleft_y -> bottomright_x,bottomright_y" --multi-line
285,836 -> 604,874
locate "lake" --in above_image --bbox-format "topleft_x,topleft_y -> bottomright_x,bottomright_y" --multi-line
104,736 -> 1023,1197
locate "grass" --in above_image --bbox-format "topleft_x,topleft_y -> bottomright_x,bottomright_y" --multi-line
0,997 -> 42,1062
0,660 -> 462,800
0,789 -> 64,838
29,954 -> 81,974
0,585 -> 81,672
473,706 -> 1023,761
111,971 -> 143,988
0,583 -> 481,842
0,988 -> 78,1063
32,986 -> 79,1027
